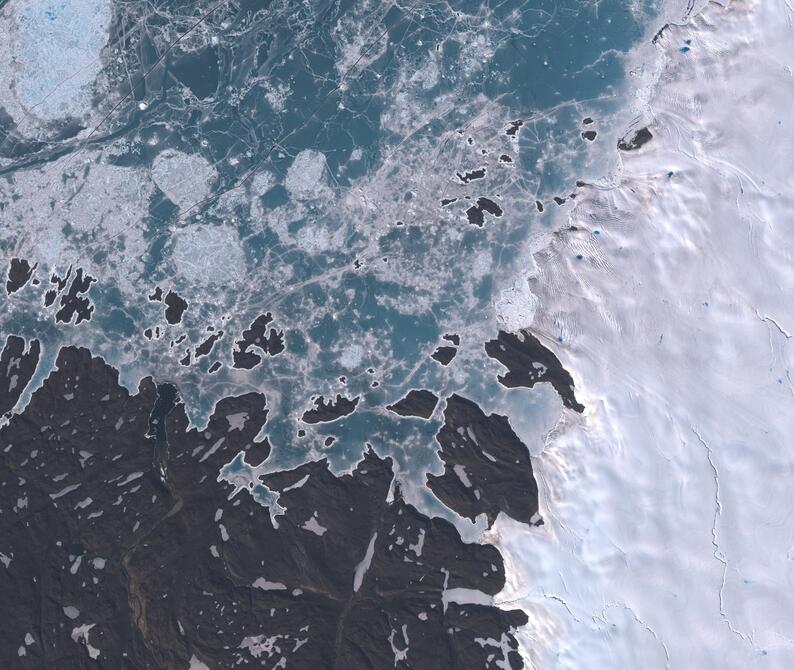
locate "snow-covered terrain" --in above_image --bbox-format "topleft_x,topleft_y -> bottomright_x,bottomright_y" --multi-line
489,1 -> 794,667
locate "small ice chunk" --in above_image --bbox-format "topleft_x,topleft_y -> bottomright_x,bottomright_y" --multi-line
50,483 -> 81,500
339,343 -> 364,369
252,578 -> 287,591
441,587 -> 492,612
3,0 -> 112,122
71,623 -> 100,659
453,464 -> 472,488
63,606 -> 80,620
240,634 -> 283,659
172,225 -> 246,287
408,528 -> 425,557
198,438 -> 225,464
301,514 -> 328,536
225,412 -> 248,432
188,655 -> 211,670
353,533 -> 378,592
282,474 -> 309,492
116,472 -> 143,487
495,276 -> 538,331
388,625 -> 410,665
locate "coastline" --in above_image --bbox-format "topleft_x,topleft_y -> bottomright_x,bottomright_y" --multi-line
489,0 -> 794,667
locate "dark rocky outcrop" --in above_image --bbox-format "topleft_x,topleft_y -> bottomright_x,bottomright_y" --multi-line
195,331 -> 223,358
427,394 -> 539,528
5,258 -> 36,294
386,389 -> 439,419
0,335 -> 40,415
232,313 -> 285,369
54,268 -> 96,324
301,394 -> 359,424
617,126 -> 653,151
164,290 -> 188,324
0,347 -> 527,669
485,330 -> 584,413
431,346 -> 457,366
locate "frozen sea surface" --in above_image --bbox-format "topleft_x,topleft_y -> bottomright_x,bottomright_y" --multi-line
0,0 -> 672,490
2,0 -> 789,666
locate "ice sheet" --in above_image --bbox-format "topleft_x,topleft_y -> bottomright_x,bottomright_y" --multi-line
488,1 -> 794,668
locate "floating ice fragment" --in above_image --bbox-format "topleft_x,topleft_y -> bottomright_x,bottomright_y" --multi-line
151,150 -> 217,210
172,225 -> 246,287
494,277 -> 538,331
0,0 -> 112,123
285,150 -> 331,201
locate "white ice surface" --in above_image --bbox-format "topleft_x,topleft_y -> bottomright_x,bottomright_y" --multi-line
301,514 -> 328,536
495,276 -> 539,333
151,149 -> 217,211
171,224 -> 246,288
353,532 -> 377,592
188,655 -> 210,670
285,149 -> 331,201
70,623 -> 100,660
252,578 -> 287,591
487,2 -> 794,668
0,0 -> 112,124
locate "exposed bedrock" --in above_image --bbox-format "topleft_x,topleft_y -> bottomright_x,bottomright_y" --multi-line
0,346 -> 528,669
428,394 -> 540,528
485,329 -> 584,413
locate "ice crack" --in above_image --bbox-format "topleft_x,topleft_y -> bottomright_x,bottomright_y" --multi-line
692,428 -> 755,646
597,602 -> 670,668
755,310 -> 792,339
540,592 -> 582,623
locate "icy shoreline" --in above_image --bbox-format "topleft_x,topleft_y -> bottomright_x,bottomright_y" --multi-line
489,1 -> 794,667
